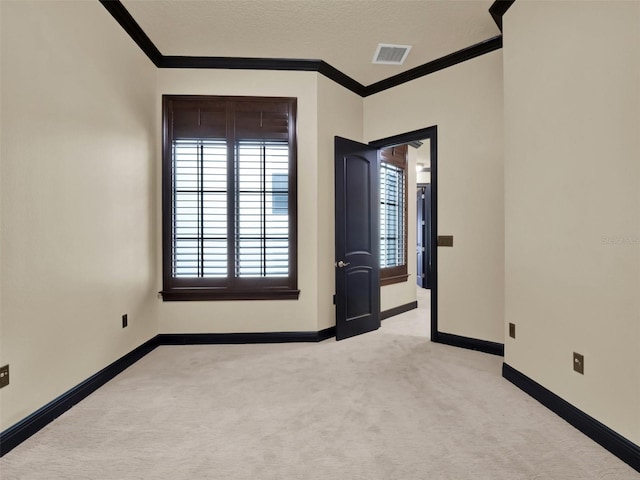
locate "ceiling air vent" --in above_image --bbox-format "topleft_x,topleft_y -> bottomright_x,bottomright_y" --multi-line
372,44 -> 412,65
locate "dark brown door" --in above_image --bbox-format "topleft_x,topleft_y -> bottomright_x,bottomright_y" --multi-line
334,137 -> 380,341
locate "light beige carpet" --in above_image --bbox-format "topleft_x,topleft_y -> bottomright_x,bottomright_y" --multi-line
1,290 -> 638,479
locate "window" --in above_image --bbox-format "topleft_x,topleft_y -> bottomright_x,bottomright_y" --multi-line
380,145 -> 408,286
161,96 -> 298,301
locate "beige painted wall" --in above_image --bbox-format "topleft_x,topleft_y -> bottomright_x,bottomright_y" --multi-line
0,1 -> 158,430
0,0 -> 528,437
504,0 -> 640,445
316,75 -> 364,330
364,51 -> 505,343
156,70 -> 322,333
155,69 -> 416,334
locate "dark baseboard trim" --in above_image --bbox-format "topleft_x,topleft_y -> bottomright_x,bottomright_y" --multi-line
317,326 -> 337,342
99,0 -> 502,97
502,363 -> 640,473
381,301 -> 418,321
0,337 -> 159,457
0,327 -> 338,456
158,328 -> 335,345
433,332 -> 504,356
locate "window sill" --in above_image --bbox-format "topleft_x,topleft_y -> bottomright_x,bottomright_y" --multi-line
380,274 -> 409,287
160,288 -> 300,301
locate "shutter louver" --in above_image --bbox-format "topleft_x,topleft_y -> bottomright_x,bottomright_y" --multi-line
173,139 -> 227,278
234,108 -> 290,140
233,102 -> 291,278
172,100 -> 226,139
236,141 -> 289,278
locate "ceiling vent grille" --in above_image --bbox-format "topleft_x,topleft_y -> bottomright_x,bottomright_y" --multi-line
372,44 -> 412,65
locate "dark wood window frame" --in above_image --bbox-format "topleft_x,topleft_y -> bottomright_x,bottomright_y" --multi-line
161,95 -> 299,301
379,145 -> 409,286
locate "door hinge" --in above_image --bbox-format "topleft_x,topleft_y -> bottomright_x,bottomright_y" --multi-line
422,247 -> 425,252
421,221 -> 425,226
421,194 -> 425,199
333,294 -> 336,305
421,274 -> 425,278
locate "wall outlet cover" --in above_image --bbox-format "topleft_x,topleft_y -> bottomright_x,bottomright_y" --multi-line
573,352 -> 584,375
0,364 -> 9,388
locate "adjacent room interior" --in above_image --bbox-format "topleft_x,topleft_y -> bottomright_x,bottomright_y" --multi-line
1,0 -> 638,476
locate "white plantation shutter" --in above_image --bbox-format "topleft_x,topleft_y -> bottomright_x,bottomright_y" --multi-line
235,140 -> 289,278
172,139 -> 227,278
380,162 -> 405,268
379,144 -> 408,286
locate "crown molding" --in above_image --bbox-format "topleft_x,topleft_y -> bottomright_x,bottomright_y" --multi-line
99,0 -> 514,97
489,0 -> 517,32
99,0 -> 162,66
364,36 -> 503,97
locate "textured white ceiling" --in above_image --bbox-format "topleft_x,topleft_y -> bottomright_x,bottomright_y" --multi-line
121,0 -> 500,85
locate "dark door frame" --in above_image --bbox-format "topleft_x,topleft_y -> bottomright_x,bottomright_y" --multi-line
369,126 -> 440,341
417,183 -> 431,290
370,126 -> 504,355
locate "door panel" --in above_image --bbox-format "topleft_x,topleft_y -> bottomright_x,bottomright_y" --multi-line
345,158 -> 372,254
335,137 -> 380,341
346,268 -> 374,320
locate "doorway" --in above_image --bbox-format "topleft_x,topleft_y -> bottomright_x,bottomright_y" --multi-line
369,128 -> 437,339
334,126 -> 438,341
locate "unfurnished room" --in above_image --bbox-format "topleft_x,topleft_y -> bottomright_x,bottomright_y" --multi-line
1,0 -> 639,478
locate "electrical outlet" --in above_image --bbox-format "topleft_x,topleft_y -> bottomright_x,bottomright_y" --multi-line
122,314 -> 128,328
509,323 -> 516,339
573,352 -> 584,375
0,365 -> 9,388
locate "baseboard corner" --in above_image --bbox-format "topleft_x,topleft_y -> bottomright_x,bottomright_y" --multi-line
502,363 -> 640,473
433,332 -> 504,356
380,301 -> 418,321
0,336 -> 160,457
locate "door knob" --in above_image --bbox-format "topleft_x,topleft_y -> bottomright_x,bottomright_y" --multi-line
336,260 -> 350,268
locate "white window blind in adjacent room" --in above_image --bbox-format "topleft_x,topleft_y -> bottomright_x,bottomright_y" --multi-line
379,144 -> 408,286
380,162 -> 405,268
